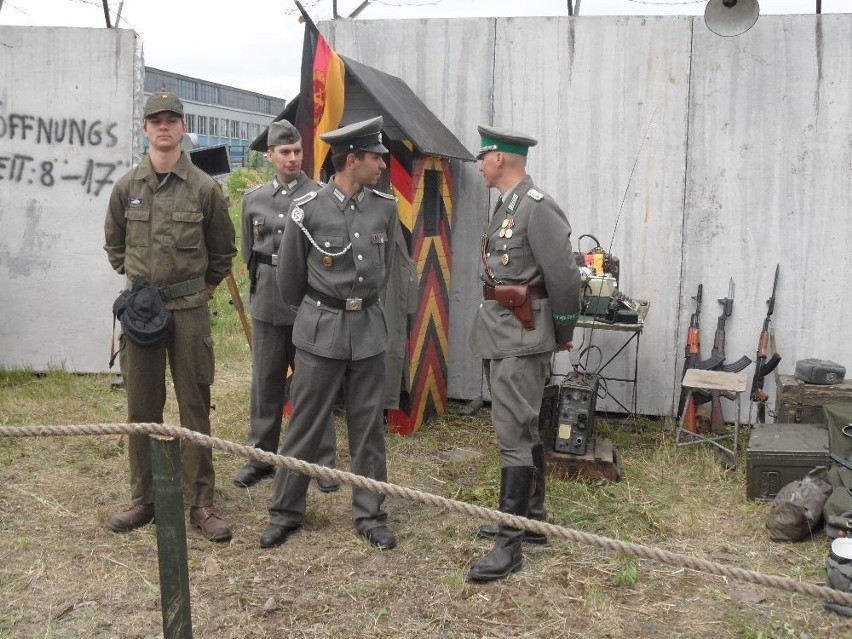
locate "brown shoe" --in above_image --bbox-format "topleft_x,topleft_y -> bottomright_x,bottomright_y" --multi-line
190,506 -> 232,543
106,503 -> 155,533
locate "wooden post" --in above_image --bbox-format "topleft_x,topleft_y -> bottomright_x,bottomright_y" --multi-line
151,435 -> 193,639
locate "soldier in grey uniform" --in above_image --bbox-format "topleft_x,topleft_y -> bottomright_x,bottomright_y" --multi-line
233,120 -> 339,492
468,125 -> 582,582
260,116 -> 399,551
103,92 -> 237,542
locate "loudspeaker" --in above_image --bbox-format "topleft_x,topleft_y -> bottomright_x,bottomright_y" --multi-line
189,145 -> 232,176
554,373 -> 599,456
704,0 -> 759,37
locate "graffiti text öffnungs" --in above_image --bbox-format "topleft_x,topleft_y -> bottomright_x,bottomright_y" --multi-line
0,113 -> 119,147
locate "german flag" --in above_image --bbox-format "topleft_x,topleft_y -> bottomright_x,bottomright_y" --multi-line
294,8 -> 345,180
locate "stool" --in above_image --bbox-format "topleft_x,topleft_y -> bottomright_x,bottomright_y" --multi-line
675,368 -> 748,465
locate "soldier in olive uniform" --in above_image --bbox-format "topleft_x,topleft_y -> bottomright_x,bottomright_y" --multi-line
468,125 -> 582,581
260,116 -> 399,551
233,120 -> 339,492
103,92 -> 237,542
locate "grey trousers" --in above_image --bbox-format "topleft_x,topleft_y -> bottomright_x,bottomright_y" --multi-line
246,318 -> 336,470
268,349 -> 388,532
485,352 -> 551,467
120,305 -> 215,507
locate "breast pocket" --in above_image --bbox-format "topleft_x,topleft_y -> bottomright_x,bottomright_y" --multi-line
125,208 -> 150,247
494,236 -> 525,278
370,231 -> 388,268
172,210 -> 204,249
312,234 -> 347,271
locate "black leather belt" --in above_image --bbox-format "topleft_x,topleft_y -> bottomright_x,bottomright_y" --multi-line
254,253 -> 277,266
307,287 -> 378,311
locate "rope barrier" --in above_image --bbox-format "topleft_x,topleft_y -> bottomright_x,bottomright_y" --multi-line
2,421 -> 850,608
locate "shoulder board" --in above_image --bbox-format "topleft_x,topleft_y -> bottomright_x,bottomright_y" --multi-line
527,188 -> 544,201
244,184 -> 263,196
372,188 -> 398,201
293,191 -> 319,206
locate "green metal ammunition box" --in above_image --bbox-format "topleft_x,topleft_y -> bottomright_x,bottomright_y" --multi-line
746,422 -> 830,501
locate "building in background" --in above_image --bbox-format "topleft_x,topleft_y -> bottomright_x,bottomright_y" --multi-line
144,67 -> 286,167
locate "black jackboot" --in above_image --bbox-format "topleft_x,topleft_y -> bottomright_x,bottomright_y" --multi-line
468,466 -> 533,582
478,444 -> 548,544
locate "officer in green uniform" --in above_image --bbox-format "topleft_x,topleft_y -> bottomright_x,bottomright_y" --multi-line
468,125 -> 582,581
103,92 -> 237,542
260,116 -> 399,551
233,120 -> 339,492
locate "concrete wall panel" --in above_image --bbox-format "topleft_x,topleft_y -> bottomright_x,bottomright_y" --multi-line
0,27 -> 141,373
684,14 -> 852,417
491,16 -> 694,413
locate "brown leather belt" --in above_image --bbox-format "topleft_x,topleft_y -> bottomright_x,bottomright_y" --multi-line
482,285 -> 548,301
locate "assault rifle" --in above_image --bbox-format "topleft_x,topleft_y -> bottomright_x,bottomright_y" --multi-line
694,279 -> 751,429
749,264 -> 781,423
676,284 -> 706,432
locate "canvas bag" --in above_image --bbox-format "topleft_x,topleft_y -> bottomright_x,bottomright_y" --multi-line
766,467 -> 832,542
822,404 -> 852,521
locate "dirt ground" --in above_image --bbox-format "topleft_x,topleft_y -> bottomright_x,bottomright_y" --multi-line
2,369 -> 851,638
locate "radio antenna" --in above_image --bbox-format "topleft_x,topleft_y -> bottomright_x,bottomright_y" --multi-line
608,106 -> 658,255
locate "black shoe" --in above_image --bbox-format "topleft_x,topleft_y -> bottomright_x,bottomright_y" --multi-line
477,523 -> 548,545
234,464 -> 274,488
468,533 -> 524,582
259,523 -> 300,548
316,478 -> 341,493
361,526 -> 396,550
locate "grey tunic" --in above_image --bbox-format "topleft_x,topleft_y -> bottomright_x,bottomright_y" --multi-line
470,174 -> 582,467
268,180 -> 400,531
242,172 -> 317,325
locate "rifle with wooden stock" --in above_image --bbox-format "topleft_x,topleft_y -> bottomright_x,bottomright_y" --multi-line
749,264 -> 781,424
693,279 -> 751,430
676,284 -> 709,432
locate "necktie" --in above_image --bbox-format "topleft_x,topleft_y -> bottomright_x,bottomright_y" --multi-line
491,195 -> 504,218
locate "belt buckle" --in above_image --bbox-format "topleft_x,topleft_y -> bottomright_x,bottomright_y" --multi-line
345,298 -> 363,311
271,254 -> 278,266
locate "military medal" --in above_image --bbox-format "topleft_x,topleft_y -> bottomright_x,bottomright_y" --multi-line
501,219 -> 509,228
505,228 -> 513,238
501,254 -> 510,265
498,228 -> 506,238
322,255 -> 333,267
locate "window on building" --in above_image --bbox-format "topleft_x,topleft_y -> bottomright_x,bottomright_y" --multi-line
185,114 -> 196,133
197,83 -> 219,104
197,115 -> 208,136
231,120 -> 240,138
422,169 -> 442,237
208,117 -> 218,136
177,79 -> 196,100
240,122 -> 248,140
257,96 -> 270,113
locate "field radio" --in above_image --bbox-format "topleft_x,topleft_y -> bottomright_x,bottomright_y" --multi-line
574,234 -> 639,324
539,373 -> 600,456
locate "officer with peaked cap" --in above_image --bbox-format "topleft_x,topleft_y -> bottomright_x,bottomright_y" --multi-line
234,119 -> 340,492
261,116 -> 400,551
468,124 -> 582,582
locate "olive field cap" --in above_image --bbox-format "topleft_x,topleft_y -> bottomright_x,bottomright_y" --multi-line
144,92 -> 185,118
321,116 -> 388,155
476,124 -> 538,159
267,120 -> 302,148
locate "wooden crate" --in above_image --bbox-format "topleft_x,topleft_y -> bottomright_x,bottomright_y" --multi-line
774,373 -> 852,423
546,438 -> 621,482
